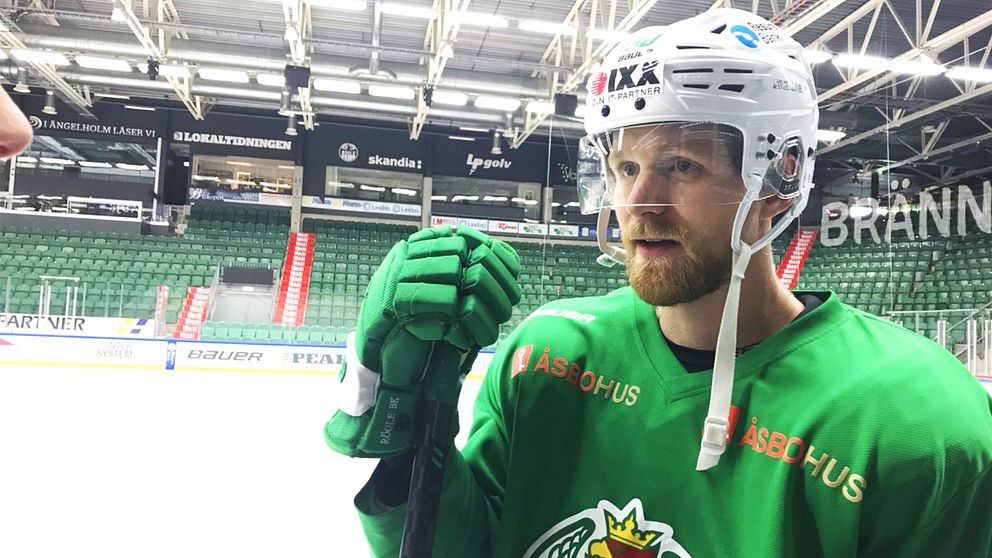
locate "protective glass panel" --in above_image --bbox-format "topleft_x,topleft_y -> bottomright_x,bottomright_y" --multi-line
577,121 -> 752,213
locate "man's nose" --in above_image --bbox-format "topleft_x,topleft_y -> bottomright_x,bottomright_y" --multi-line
0,89 -> 33,159
624,170 -> 672,217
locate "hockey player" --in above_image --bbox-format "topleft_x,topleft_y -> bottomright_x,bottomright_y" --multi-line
326,8 -> 992,557
0,85 -> 33,159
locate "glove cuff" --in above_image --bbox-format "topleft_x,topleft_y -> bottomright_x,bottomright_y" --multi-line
336,331 -> 381,417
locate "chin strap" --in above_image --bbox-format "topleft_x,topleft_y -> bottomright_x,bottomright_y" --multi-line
696,241 -> 754,471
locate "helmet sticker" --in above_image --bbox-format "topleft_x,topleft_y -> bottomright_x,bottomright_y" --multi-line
730,25 -> 760,48
587,61 -> 662,105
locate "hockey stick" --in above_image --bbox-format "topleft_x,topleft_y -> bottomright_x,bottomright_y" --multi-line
399,342 -> 461,558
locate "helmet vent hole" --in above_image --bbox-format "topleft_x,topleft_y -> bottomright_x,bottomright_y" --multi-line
723,68 -> 753,74
711,24 -> 727,34
673,68 -> 713,74
718,84 -> 745,93
676,45 -> 711,50
682,84 -> 710,89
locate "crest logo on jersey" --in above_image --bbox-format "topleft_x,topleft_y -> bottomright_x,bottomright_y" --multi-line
522,499 -> 693,558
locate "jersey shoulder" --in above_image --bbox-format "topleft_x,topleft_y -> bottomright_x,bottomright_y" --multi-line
513,286 -> 639,339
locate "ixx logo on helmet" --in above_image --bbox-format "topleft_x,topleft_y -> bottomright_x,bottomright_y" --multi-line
590,61 -> 660,97
731,25 -> 761,48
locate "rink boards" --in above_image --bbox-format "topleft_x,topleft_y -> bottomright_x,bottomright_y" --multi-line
0,332 -> 496,379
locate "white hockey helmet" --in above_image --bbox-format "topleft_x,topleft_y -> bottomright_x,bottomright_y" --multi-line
579,7 -> 819,261
577,8 -> 820,471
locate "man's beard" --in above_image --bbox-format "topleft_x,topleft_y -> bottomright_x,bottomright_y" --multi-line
623,218 -> 732,306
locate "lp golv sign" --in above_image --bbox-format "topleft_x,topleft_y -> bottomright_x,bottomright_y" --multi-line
467,154 -> 512,175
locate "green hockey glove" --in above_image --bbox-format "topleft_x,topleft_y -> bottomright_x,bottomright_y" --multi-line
324,225 -> 521,459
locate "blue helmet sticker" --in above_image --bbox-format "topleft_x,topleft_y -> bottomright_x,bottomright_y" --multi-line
731,25 -> 760,48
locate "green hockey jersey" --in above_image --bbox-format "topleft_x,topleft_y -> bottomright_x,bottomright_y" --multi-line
354,288 -> 992,557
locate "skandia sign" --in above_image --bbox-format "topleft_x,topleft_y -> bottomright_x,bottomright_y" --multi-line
337,142 -> 424,170
29,115 -> 157,139
173,131 -> 293,151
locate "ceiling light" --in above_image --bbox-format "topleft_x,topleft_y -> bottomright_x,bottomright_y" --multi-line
74,55 -> 132,73
259,181 -> 290,188
946,66 -> 992,83
491,130 -> 502,155
360,184 -> 386,192
78,161 -> 114,168
380,3 -> 435,18
519,20 -> 576,36
192,175 -> 221,182
94,93 -> 131,100
431,195 -> 447,201
278,165 -> 296,170
456,12 -> 509,28
256,73 -> 286,87
523,199 -> 539,206
475,96 -> 520,111
115,163 -> 149,171
802,49 -> 833,64
816,129 -> 847,142
431,90 -> 468,106
483,195 -> 509,202
833,53 -> 890,71
11,49 -> 70,66
511,197 -> 526,203
40,157 -> 75,165
313,0 -> 367,10
525,100 -> 555,113
588,28 -> 631,41
891,57 -> 944,76
124,105 -> 156,111
139,63 -> 190,78
458,126 -> 490,133
42,90 -> 56,115
565,201 -> 581,207
313,78 -> 361,94
13,67 -> 29,93
227,161 -> 253,166
328,181 -> 354,188
392,188 -> 418,196
16,156 -> 38,163
197,68 -> 250,83
448,135 -> 475,141
368,84 -> 415,100
452,195 -> 480,201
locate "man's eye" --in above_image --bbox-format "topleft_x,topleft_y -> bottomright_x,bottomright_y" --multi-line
620,162 -> 638,177
673,159 -> 696,173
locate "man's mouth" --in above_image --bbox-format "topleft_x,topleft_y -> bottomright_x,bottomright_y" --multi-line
633,238 -> 681,256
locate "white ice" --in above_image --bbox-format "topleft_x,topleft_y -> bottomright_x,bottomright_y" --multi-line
0,364 -> 482,558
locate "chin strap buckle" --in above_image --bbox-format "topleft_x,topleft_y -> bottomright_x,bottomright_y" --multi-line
701,416 -> 729,451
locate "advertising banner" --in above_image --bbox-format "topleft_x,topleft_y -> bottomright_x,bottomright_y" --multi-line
487,220 -> 520,234
549,224 -> 580,237
0,314 -> 156,338
519,223 -> 549,236
0,334 -> 165,369
307,123 -> 428,174
432,136 -> 550,183
170,112 -> 296,158
305,196 -> 421,217
172,341 -> 346,374
431,215 -> 488,230
16,94 -> 163,142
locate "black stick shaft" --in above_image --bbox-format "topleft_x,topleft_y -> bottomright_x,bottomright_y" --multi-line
399,398 -> 453,558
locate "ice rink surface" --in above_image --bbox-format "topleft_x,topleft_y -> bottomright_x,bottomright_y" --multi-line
0,364 -> 483,558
